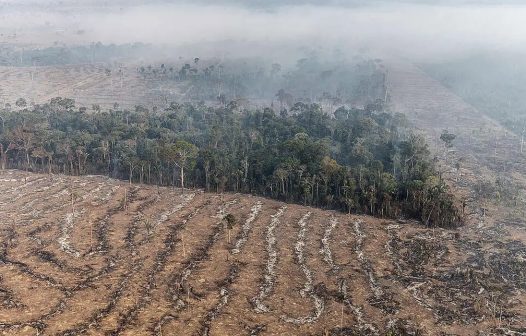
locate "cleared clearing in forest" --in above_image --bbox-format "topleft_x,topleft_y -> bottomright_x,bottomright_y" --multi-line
0,64 -> 182,109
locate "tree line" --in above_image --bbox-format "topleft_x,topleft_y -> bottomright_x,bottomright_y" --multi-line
0,98 -> 462,228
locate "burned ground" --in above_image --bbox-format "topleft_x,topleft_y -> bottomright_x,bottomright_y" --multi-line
0,169 -> 524,336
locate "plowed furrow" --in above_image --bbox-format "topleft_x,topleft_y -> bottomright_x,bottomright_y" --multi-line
250,206 -> 286,313
151,198 -> 240,335
281,212 -> 325,324
101,195 -> 209,335
46,191 -> 200,334
203,203 -> 283,336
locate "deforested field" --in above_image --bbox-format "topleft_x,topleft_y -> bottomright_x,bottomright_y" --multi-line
0,170 -> 525,336
0,64 -> 182,109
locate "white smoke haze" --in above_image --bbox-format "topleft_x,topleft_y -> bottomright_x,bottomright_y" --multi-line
1,1 -> 526,60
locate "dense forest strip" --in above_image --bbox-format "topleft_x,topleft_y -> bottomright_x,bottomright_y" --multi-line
0,93 -> 461,227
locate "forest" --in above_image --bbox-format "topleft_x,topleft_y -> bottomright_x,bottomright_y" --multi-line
0,97 -> 461,228
139,56 -> 387,109
0,43 -> 151,66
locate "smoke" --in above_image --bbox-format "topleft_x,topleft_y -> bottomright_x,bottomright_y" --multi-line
1,1 -> 526,61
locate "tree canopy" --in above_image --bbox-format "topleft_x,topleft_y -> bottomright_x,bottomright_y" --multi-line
0,97 -> 462,228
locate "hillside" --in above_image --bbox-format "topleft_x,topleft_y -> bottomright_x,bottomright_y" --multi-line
0,51 -> 385,111
421,54 -> 526,132
387,61 -> 526,333
0,169 -> 524,336
0,64 -> 183,110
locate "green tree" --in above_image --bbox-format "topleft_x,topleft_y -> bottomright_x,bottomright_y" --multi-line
162,140 -> 198,192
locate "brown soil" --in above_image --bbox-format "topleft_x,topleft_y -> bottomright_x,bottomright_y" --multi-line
0,169 -> 524,336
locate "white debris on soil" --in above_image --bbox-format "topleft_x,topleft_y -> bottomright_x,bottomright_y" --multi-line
353,220 -> 383,299
282,212 -> 325,324
252,206 -> 287,313
232,201 -> 263,254
93,185 -> 120,205
340,279 -> 379,334
320,216 -> 338,271
58,210 -> 85,257
154,192 -> 196,227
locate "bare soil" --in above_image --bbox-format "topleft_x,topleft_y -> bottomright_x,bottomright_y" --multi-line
0,169 -> 524,336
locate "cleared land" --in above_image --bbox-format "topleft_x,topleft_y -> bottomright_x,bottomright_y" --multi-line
0,168 -> 524,336
0,64 -> 183,109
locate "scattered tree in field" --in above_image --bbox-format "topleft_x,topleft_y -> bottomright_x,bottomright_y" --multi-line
15,98 -> 27,109
440,130 -> 456,148
224,213 -> 236,244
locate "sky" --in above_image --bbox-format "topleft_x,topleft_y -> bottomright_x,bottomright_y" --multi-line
1,0 -> 526,61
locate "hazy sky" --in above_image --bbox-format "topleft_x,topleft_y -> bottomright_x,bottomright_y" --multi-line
1,1 -> 526,61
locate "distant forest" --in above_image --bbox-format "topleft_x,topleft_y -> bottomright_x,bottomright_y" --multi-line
0,98 -> 461,228
0,43 -> 150,66
156,56 -> 387,108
